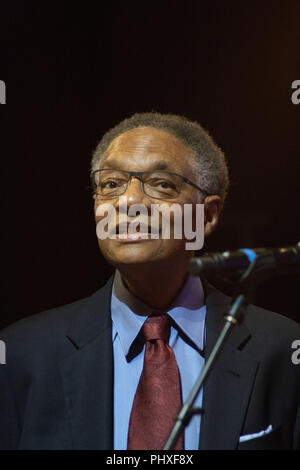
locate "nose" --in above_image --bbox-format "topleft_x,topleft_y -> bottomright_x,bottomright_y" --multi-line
119,175 -> 148,206
115,176 -> 152,224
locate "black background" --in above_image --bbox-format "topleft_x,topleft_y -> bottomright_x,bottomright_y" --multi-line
1,0 -> 299,329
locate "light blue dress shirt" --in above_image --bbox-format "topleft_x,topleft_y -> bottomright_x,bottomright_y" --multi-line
111,270 -> 206,450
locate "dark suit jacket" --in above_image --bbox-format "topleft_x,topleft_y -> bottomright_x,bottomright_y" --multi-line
0,275 -> 300,450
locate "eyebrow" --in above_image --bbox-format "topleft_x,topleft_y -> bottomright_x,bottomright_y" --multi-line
102,158 -> 170,171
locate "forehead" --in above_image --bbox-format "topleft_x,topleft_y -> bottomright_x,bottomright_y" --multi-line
100,126 -> 194,173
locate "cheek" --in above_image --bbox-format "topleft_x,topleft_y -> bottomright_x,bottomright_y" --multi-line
159,237 -> 187,256
94,202 -> 118,234
97,239 -> 119,263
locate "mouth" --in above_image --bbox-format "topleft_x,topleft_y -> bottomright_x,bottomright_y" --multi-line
109,221 -> 160,241
115,233 -> 151,241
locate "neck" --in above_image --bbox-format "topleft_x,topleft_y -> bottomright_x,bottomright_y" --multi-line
116,259 -> 190,310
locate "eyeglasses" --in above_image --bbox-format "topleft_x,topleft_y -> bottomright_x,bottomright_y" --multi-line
92,168 -> 209,200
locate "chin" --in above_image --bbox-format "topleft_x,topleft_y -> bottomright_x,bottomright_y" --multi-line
99,238 -> 191,269
100,240 -> 155,265
106,252 -> 159,267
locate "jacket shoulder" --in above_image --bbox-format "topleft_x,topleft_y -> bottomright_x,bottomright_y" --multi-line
204,279 -> 300,352
245,302 -> 300,341
0,276 -> 114,365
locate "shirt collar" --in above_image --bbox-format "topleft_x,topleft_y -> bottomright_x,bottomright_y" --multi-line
111,270 -> 206,359
168,275 -> 206,352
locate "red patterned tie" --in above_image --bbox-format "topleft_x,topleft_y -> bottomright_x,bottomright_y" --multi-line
127,314 -> 184,450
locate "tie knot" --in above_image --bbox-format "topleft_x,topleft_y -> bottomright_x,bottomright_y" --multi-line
142,314 -> 170,343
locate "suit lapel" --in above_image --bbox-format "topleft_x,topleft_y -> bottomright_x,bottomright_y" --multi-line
199,281 -> 260,450
59,276 -> 115,449
57,274 -> 260,450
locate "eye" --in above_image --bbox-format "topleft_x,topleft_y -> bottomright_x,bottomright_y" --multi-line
100,178 -> 125,189
156,180 -> 176,190
102,180 -> 117,188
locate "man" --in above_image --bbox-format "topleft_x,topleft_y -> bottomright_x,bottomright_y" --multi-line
0,112 -> 299,450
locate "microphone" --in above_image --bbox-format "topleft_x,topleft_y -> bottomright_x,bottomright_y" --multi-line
189,243 -> 300,277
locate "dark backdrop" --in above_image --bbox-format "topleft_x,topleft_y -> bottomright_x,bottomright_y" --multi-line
1,0 -> 299,329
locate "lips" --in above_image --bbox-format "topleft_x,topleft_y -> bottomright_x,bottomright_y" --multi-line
109,221 -> 160,238
116,232 -> 151,241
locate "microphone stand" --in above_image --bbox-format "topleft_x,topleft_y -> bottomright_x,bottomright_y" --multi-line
163,259 -> 257,451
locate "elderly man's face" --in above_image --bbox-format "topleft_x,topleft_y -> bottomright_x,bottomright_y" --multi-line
93,126 -> 206,270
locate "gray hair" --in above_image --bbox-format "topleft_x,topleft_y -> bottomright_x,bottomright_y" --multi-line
91,112 -> 229,205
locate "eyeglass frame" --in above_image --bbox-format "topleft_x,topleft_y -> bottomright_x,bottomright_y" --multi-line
92,168 -> 210,200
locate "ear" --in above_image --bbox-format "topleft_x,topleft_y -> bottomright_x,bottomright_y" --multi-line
204,195 -> 221,237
